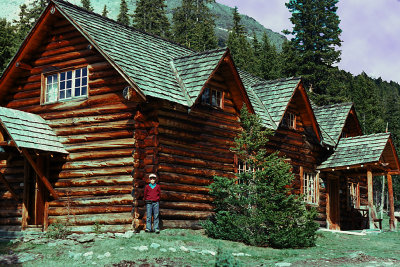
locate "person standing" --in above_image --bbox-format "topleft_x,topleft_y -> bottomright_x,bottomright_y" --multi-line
144,173 -> 161,233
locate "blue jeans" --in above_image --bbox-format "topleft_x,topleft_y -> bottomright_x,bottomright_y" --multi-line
146,201 -> 159,231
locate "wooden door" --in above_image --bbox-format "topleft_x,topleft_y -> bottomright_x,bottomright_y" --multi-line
327,177 -> 340,230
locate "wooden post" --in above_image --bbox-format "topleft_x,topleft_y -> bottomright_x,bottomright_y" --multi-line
21,149 -> 59,200
299,166 -> 304,195
22,159 -> 29,229
387,173 -> 396,231
367,169 -> 374,229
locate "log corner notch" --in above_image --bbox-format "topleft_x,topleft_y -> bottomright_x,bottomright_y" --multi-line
21,148 -> 59,200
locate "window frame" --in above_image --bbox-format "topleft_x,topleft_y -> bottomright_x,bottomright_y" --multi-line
303,171 -> 319,205
348,181 -> 360,208
200,87 -> 224,109
282,112 -> 296,129
41,66 -> 89,104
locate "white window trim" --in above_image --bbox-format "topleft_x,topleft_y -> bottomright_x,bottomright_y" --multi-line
42,66 -> 88,104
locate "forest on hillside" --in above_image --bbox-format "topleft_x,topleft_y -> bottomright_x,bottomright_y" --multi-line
0,0 -> 399,209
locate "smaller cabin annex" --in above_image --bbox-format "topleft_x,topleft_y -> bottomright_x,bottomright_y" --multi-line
0,0 -> 398,233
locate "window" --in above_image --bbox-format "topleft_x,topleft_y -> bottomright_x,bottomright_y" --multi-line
348,182 -> 360,208
341,131 -> 347,138
201,87 -> 222,108
303,172 -> 319,204
238,161 -> 256,174
282,112 -> 296,129
44,67 -> 88,103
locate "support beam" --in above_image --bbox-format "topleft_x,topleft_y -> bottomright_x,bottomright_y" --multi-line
0,172 -> 19,202
22,159 -> 29,229
21,148 -> 59,200
367,169 -> 374,229
387,173 -> 396,231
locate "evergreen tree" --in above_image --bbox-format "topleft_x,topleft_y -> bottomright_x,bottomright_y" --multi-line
250,32 -> 261,77
172,0 -> 217,51
226,7 -> 254,73
117,0 -> 130,26
0,18 -> 17,74
102,5 -> 109,17
81,0 -> 94,12
283,0 -> 342,95
259,32 -> 281,80
133,0 -> 170,38
203,106 -> 318,248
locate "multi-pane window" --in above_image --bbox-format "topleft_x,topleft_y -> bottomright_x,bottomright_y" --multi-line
238,161 -> 256,174
282,112 -> 296,129
348,182 -> 360,208
201,87 -> 222,108
303,172 -> 319,204
44,67 -> 88,103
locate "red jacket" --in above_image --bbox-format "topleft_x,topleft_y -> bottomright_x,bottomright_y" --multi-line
144,184 -> 161,202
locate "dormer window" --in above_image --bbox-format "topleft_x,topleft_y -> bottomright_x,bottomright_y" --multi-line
282,112 -> 296,129
201,87 -> 222,108
341,131 -> 347,138
43,67 -> 88,104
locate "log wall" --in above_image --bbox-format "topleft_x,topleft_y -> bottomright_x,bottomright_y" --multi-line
0,15 -> 138,231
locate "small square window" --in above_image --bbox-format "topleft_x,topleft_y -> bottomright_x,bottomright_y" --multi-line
282,112 -> 296,129
43,67 -> 88,104
201,87 -> 223,108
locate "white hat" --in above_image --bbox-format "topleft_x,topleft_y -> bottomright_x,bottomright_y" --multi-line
149,173 -> 157,179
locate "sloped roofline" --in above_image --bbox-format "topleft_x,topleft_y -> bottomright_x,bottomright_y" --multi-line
192,48 -> 255,114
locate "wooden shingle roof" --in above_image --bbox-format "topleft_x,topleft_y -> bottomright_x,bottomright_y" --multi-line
318,133 -> 394,170
250,77 -> 301,123
0,107 -> 68,154
313,102 -> 354,143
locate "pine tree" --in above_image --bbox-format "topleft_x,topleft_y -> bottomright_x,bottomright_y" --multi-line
117,0 -> 130,26
133,0 -> 170,38
226,7 -> 254,73
0,18 -> 17,74
203,106 -> 319,248
81,0 -> 94,12
283,0 -> 342,95
259,32 -> 281,80
172,0 -> 217,51
102,5 -> 109,17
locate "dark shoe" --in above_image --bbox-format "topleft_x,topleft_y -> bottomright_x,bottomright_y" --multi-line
155,229 -> 160,234
145,229 -> 151,233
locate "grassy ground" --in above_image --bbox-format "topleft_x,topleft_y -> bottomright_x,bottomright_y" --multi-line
1,228 -> 400,266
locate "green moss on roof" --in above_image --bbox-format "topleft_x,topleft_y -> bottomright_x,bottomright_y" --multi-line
0,107 -> 68,154
318,133 -> 390,169
313,102 -> 354,143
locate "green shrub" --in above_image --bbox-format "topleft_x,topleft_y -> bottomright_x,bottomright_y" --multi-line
92,222 -> 104,234
46,222 -> 71,239
203,106 -> 318,248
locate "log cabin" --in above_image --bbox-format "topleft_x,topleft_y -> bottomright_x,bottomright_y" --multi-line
0,0 -> 398,233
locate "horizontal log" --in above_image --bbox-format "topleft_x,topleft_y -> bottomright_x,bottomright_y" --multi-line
48,205 -> 132,216
48,112 -> 133,128
0,217 -> 21,225
54,120 -> 135,136
34,49 -> 97,67
159,153 -> 234,172
161,190 -> 213,203
159,172 -> 213,186
161,219 -> 202,229
56,157 -> 133,170
159,182 -> 209,194
57,185 -> 132,197
65,138 -> 135,152
41,103 -> 136,120
159,163 -> 236,179
44,36 -> 88,52
60,129 -> 133,144
66,148 -> 133,161
159,201 -> 214,211
89,77 -> 127,88
40,43 -> 89,58
0,209 -> 22,217
49,194 -> 132,207
57,166 -> 132,179
48,212 -> 132,225
55,175 -> 132,187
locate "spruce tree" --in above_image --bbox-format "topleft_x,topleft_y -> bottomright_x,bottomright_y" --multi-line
0,18 -> 17,74
203,106 -> 318,248
172,0 -> 217,51
283,0 -> 342,95
81,0 -> 94,12
226,7 -> 254,73
102,5 -> 109,17
259,32 -> 281,80
133,0 -> 170,38
117,0 -> 130,26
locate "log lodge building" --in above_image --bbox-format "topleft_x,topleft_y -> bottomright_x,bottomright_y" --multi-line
0,0 -> 398,233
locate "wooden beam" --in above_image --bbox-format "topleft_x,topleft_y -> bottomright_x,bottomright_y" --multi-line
387,173 -> 396,231
0,172 -> 19,202
0,140 -> 16,147
22,159 -> 29,229
367,169 -> 374,229
21,148 -> 59,200
15,61 -> 33,70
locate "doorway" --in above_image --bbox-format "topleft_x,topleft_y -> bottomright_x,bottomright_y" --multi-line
327,177 -> 340,230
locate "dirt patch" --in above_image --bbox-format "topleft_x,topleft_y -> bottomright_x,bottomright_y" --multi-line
292,252 -> 400,266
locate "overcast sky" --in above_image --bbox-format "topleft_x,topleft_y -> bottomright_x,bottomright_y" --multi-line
217,0 -> 400,84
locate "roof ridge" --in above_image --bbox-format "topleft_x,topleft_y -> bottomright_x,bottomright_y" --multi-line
315,102 -> 353,110
51,0 -> 195,53
252,76 -> 301,88
341,132 -> 390,140
173,48 -> 227,61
